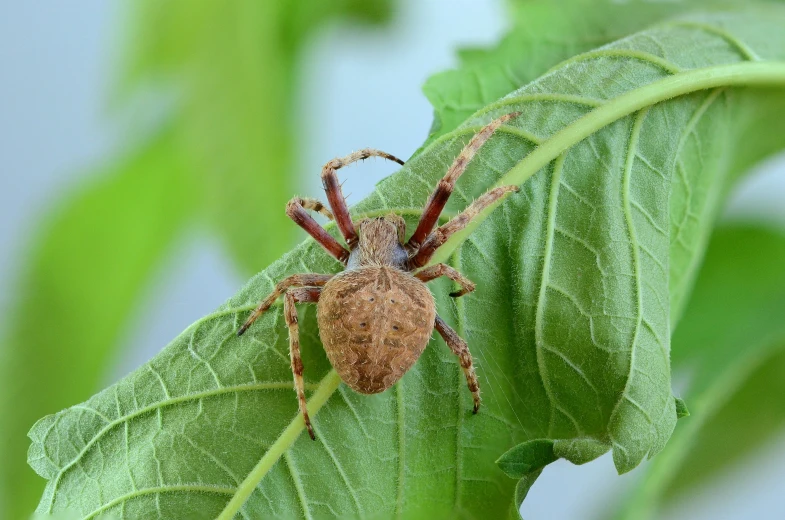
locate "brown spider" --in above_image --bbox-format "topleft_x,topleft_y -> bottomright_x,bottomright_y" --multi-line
238,113 -> 520,439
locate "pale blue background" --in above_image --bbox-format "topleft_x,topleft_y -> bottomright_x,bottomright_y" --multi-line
2,1 -> 784,518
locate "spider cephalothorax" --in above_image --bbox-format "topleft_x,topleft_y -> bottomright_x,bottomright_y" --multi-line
238,113 -> 520,439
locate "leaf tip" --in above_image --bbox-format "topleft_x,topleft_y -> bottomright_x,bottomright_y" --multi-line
675,397 -> 690,419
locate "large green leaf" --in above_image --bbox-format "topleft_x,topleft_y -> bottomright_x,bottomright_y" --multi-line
0,130 -> 195,520
28,7 -> 785,518
122,0 -> 393,274
613,224 -> 785,519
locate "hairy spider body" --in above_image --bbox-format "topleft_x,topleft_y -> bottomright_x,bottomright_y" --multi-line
238,113 -> 521,439
319,216 -> 436,394
318,263 -> 436,394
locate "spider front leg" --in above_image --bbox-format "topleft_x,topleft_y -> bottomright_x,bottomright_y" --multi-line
295,197 -> 334,220
406,112 -> 521,251
409,185 -> 519,269
283,287 -> 322,440
434,315 -> 481,413
237,273 -> 332,336
286,197 -> 348,264
414,263 -> 476,297
321,149 -> 404,249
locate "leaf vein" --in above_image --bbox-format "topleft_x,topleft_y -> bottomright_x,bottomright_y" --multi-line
82,485 -> 236,520
316,429 -> 364,516
47,381 -> 312,499
284,451 -> 313,520
608,107 -> 649,447
664,20 -> 760,61
535,152 -> 567,436
552,48 -> 682,75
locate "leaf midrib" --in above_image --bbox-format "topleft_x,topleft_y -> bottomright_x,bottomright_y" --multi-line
210,61 -> 785,520
430,62 -> 785,267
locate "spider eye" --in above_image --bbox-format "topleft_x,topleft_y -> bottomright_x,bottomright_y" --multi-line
392,325 -> 399,331
360,322 -> 367,328
390,299 -> 396,304
369,297 -> 374,302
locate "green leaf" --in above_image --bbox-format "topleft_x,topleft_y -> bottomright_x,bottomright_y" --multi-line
500,436 -> 608,518
0,130 -> 195,520
28,6 -> 785,518
613,224 -> 785,519
497,437 -> 607,478
122,0 -> 393,274
664,342 -> 785,500
421,0 -> 741,151
511,470 -> 543,520
497,440 -> 560,479
674,398 -> 690,419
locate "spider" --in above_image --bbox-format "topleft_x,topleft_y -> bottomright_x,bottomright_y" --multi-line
238,113 -> 520,439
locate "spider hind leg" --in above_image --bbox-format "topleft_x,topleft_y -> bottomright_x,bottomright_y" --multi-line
284,287 -> 322,440
434,314 -> 481,413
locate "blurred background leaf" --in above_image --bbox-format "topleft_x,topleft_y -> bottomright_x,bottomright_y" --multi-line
664,343 -> 785,499
612,223 -> 785,519
122,0 -> 394,274
0,1 -> 393,518
422,0 -> 748,151
0,129 -> 195,517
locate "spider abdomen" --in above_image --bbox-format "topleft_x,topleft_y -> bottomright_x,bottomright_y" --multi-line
317,266 -> 436,394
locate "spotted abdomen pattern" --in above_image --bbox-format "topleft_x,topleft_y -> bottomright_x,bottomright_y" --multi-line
316,266 -> 436,394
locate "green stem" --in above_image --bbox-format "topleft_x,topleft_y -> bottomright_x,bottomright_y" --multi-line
216,370 -> 342,520
431,62 -> 785,265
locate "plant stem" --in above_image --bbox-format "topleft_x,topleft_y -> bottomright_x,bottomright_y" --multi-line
432,62 -> 785,266
216,370 -> 342,520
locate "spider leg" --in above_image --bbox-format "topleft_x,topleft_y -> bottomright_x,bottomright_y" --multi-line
406,112 -> 521,251
409,185 -> 519,269
286,197 -> 348,264
414,263 -> 475,297
297,197 -> 334,220
237,273 -> 332,336
434,315 -> 481,413
284,287 -> 321,440
321,149 -> 404,249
